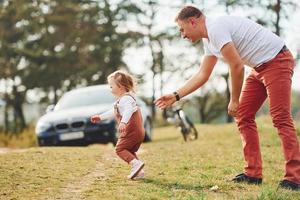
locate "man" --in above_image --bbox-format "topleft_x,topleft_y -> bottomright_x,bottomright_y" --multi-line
154,5 -> 300,190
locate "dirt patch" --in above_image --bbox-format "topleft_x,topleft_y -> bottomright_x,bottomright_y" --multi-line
57,162 -> 107,200
46,146 -> 146,199
54,147 -> 112,200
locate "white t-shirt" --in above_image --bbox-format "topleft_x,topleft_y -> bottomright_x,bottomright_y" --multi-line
99,95 -> 138,124
203,16 -> 285,67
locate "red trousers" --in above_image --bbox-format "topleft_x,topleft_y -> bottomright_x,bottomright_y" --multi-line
115,109 -> 145,163
236,49 -> 300,184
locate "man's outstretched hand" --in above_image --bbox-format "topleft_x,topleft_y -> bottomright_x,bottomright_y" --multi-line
154,94 -> 176,109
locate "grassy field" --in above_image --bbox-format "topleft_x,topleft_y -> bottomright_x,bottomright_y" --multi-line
1,116 -> 300,200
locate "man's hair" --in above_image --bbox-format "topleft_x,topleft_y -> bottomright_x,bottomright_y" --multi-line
107,70 -> 136,92
175,6 -> 203,21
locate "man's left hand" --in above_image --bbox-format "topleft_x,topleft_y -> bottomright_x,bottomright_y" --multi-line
228,100 -> 239,117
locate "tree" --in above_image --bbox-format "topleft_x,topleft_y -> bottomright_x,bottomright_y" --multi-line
0,0 -> 31,132
0,0 -> 143,132
194,89 -> 227,123
134,0 -> 174,119
253,0 -> 298,36
22,0 -> 142,103
216,0 -> 299,122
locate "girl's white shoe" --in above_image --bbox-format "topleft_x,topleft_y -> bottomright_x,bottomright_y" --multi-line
128,159 -> 144,179
132,170 -> 145,180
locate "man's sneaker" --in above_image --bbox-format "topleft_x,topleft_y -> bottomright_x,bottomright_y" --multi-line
278,180 -> 300,191
132,170 -> 145,180
232,173 -> 262,185
127,159 -> 145,179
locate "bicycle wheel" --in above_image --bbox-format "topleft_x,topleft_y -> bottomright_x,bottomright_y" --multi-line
185,116 -> 198,141
181,125 -> 188,142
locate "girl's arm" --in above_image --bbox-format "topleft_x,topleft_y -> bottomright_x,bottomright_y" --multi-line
99,108 -> 114,120
119,96 -> 136,124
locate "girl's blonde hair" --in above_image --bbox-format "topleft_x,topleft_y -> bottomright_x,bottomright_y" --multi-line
107,70 -> 136,92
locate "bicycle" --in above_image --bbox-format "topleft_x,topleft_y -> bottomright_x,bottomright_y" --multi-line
164,105 -> 198,141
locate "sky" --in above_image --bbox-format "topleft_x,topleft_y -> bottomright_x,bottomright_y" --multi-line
123,0 -> 300,98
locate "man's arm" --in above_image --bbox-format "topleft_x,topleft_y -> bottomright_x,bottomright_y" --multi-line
155,55 -> 217,109
220,42 -> 244,116
177,55 -> 218,98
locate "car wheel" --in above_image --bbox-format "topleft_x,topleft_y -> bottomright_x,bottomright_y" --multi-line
110,131 -> 118,146
37,138 -> 46,146
144,118 -> 152,142
38,138 -> 55,146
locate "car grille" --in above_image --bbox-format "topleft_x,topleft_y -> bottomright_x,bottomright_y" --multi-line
56,123 -> 68,129
71,121 -> 84,128
55,120 -> 85,132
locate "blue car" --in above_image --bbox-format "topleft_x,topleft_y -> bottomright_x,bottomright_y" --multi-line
35,85 -> 152,146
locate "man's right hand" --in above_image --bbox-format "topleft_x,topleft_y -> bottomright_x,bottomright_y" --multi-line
90,115 -> 101,123
154,94 -> 176,109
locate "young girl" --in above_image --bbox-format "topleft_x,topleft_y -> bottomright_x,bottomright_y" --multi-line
90,70 -> 145,180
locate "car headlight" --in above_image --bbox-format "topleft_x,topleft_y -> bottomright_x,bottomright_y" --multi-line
35,121 -> 52,134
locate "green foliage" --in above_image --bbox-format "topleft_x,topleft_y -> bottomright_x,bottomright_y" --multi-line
0,0 -> 143,97
191,90 -> 227,123
17,0 -> 143,91
0,0 -> 144,132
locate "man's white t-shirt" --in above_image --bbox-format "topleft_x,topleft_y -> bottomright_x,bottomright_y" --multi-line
203,16 -> 285,67
99,95 -> 138,124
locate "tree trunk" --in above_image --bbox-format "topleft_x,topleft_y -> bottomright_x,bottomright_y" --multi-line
4,80 -> 9,134
12,85 -> 27,133
150,38 -> 157,120
54,86 -> 58,104
274,0 -> 281,36
4,100 -> 9,134
198,95 -> 208,123
151,72 -> 156,119
14,103 -> 26,131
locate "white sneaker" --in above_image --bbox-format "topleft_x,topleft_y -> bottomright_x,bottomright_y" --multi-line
127,159 -> 145,179
132,170 -> 145,180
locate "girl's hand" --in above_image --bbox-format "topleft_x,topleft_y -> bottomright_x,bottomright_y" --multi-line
90,115 -> 101,123
118,122 -> 127,135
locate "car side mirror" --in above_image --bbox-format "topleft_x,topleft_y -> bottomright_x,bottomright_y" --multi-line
46,104 -> 55,113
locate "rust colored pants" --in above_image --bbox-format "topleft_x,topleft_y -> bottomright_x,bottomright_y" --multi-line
236,49 -> 300,184
115,109 -> 145,163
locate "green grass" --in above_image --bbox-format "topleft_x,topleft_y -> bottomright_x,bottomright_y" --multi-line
1,117 -> 300,199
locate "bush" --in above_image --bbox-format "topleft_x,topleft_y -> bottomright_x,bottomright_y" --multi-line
0,126 -> 37,148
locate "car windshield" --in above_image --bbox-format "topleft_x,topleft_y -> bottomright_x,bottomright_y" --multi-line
55,87 -> 116,110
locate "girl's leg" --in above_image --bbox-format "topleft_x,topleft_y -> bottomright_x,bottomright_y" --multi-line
115,138 -> 137,163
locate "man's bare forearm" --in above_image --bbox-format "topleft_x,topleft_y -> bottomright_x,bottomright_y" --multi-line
176,56 -> 217,99
177,72 -> 209,98
229,64 -> 244,102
